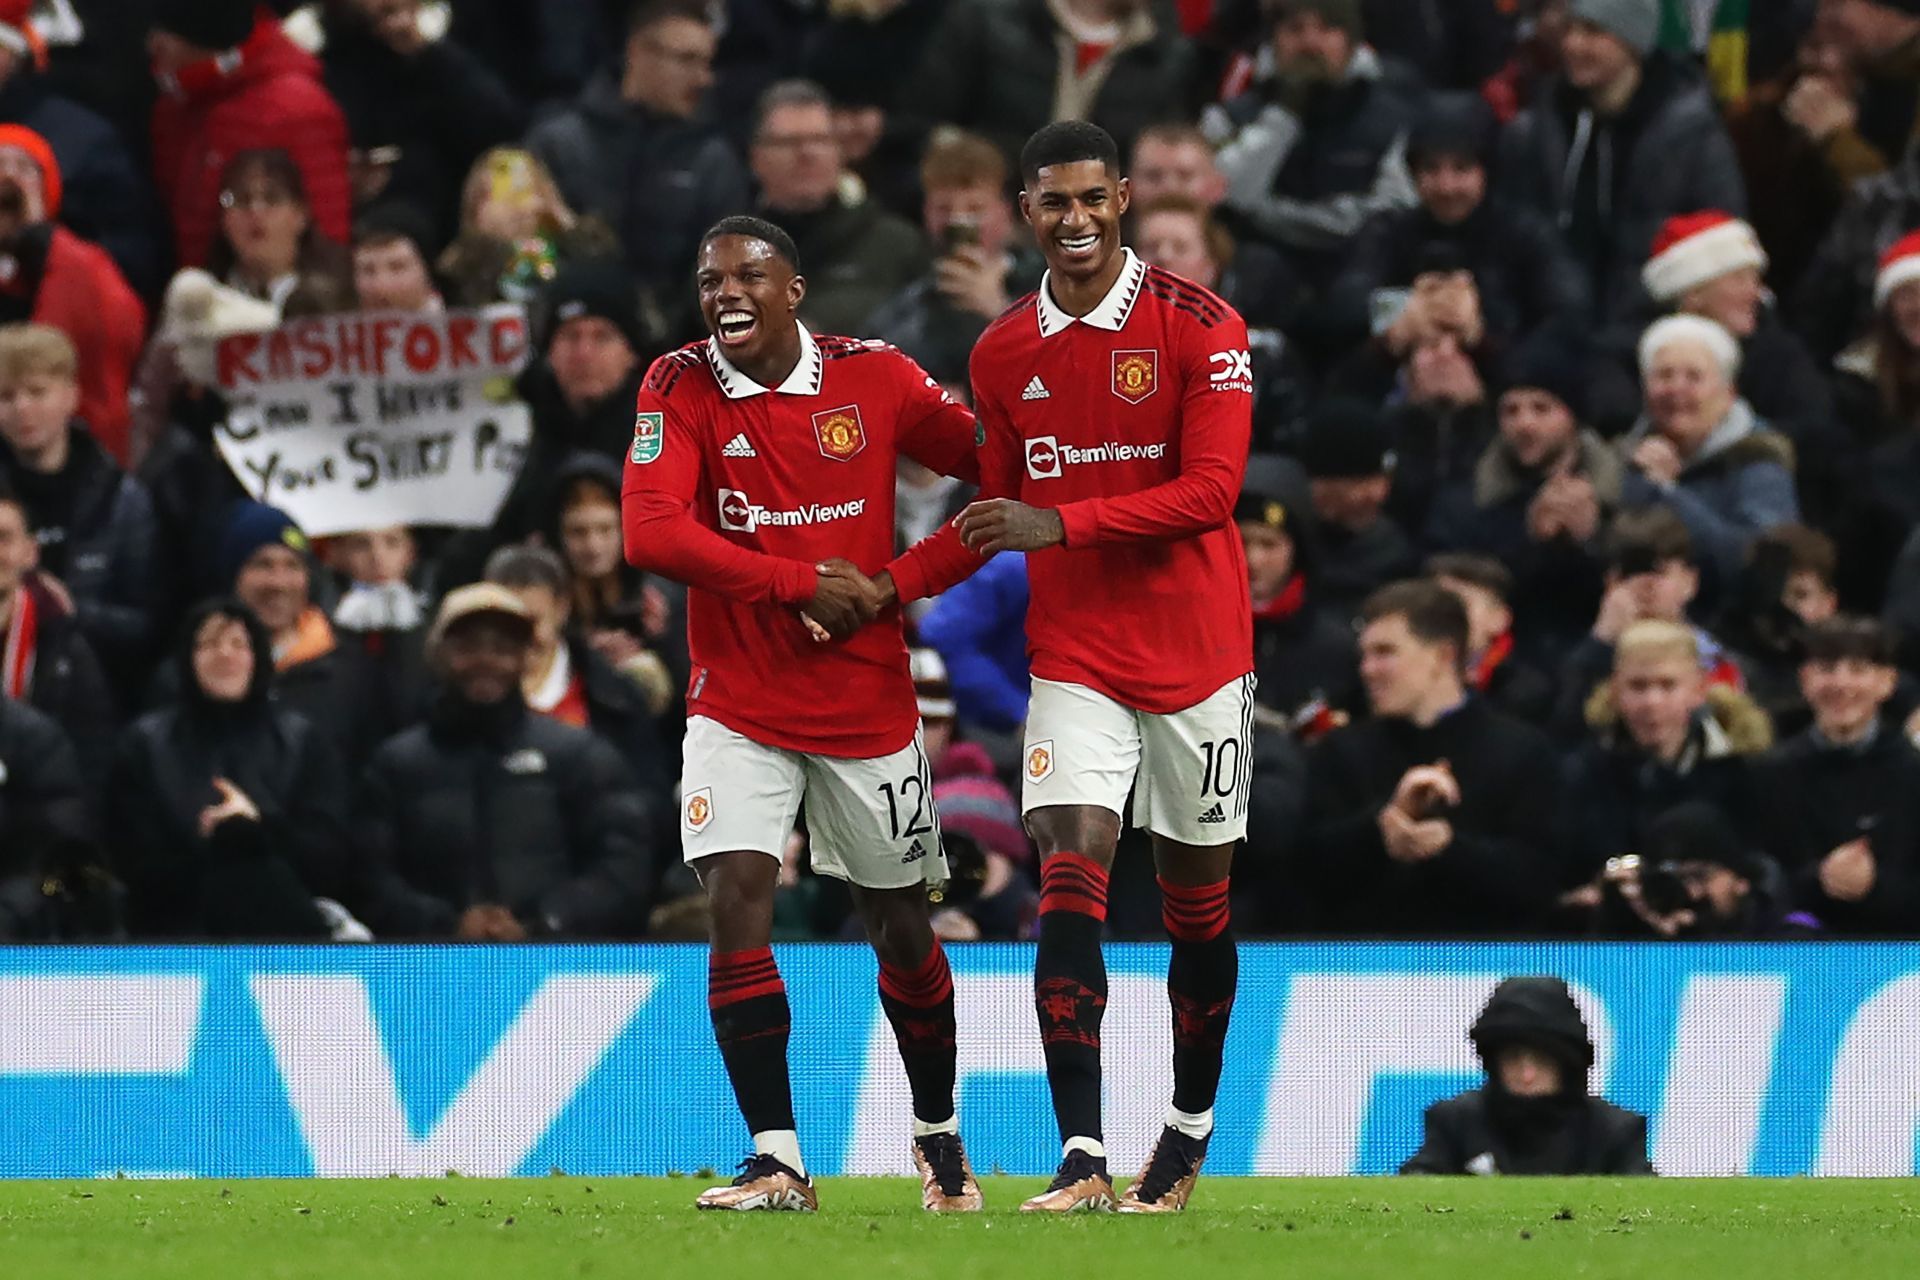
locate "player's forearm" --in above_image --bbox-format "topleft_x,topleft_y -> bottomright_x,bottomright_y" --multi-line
886,521 -> 984,605
623,502 -> 816,605
1054,463 -> 1238,546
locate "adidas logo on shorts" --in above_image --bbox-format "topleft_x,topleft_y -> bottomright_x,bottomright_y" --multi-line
903,839 -> 929,864
722,432 -> 757,458
1021,376 -> 1050,401
1197,803 -> 1226,825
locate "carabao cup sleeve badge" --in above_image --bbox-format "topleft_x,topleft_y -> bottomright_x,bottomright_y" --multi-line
631,411 -> 664,464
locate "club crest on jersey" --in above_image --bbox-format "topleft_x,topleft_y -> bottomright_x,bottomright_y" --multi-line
684,787 -> 714,834
1111,349 -> 1158,403
812,405 -> 866,461
631,411 -> 663,464
1026,740 -> 1055,782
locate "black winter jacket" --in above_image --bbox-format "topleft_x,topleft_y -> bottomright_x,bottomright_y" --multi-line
1403,975 -> 1654,1174
107,602 -> 348,939
1497,56 -> 1746,325
1755,727 -> 1920,936
526,74 -> 750,295
1253,592 -> 1361,721
0,695 -> 87,876
1401,1089 -> 1653,1176
1209,48 -> 1417,284
0,424 -> 161,683
1557,707 -> 1768,887
355,694 -> 657,938
12,578 -> 115,794
1299,698 -> 1562,935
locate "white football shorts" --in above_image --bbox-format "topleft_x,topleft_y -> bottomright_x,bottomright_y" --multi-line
679,715 -> 948,890
1020,674 -> 1255,845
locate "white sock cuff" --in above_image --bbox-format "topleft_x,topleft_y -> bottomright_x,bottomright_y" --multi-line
912,1116 -> 960,1138
1063,1136 -> 1106,1160
1167,1106 -> 1214,1140
752,1129 -> 806,1178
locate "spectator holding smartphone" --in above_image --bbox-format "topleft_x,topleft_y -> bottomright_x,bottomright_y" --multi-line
868,129 -> 1042,386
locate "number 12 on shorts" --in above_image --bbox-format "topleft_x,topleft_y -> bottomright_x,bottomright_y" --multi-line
878,776 -> 934,840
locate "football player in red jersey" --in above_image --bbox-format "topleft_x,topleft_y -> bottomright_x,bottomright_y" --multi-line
622,217 -> 985,1214
960,123 -> 1258,1212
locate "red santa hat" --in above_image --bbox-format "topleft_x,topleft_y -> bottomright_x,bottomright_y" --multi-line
1875,231 -> 1920,310
1641,211 -> 1768,305
0,0 -> 43,66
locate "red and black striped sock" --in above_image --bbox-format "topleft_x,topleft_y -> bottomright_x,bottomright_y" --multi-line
878,940 -> 958,1128
708,947 -> 795,1135
1035,852 -> 1110,1146
1160,876 -> 1238,1118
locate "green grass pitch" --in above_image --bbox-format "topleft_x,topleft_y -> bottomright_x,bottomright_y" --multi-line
3,1177 -> 1915,1279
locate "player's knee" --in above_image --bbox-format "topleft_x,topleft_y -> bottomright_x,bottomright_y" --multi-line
700,853 -> 776,944
859,894 -> 932,968
1027,807 -> 1120,864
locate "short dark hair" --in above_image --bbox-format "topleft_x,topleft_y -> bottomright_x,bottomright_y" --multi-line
1426,552 -> 1514,604
485,544 -> 567,594
699,215 -> 802,274
754,79 -> 832,137
1606,508 -> 1694,575
628,0 -> 710,37
1020,120 -> 1121,186
1361,579 -> 1470,665
1802,615 -> 1897,667
352,202 -> 434,256
1753,522 -> 1837,588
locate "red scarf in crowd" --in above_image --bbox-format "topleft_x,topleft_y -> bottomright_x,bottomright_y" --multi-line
1252,575 -> 1307,623
2,585 -> 37,700
1469,631 -> 1515,693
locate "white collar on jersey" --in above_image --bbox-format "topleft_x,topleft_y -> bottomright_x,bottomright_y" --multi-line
1035,247 -> 1147,338
705,323 -> 824,399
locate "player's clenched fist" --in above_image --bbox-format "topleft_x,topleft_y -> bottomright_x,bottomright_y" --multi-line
804,558 -> 888,640
957,499 -> 1065,554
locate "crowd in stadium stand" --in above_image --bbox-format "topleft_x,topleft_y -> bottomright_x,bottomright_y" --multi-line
3,0 -> 1920,944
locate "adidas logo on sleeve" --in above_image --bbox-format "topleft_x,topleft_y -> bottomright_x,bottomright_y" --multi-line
722,433 -> 757,458
1021,376 -> 1050,401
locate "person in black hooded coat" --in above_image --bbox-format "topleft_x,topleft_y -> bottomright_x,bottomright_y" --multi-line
1400,976 -> 1653,1176
107,598 -> 350,939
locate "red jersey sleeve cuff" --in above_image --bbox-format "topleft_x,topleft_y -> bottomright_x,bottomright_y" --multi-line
885,553 -> 932,606
771,560 -> 816,606
1056,501 -> 1100,548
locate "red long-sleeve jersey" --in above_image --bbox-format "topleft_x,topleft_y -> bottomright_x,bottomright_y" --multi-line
622,327 -> 978,758
904,250 -> 1254,714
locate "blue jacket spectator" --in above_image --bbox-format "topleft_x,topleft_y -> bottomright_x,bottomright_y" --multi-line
920,552 -> 1029,735
1618,316 -> 1798,589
